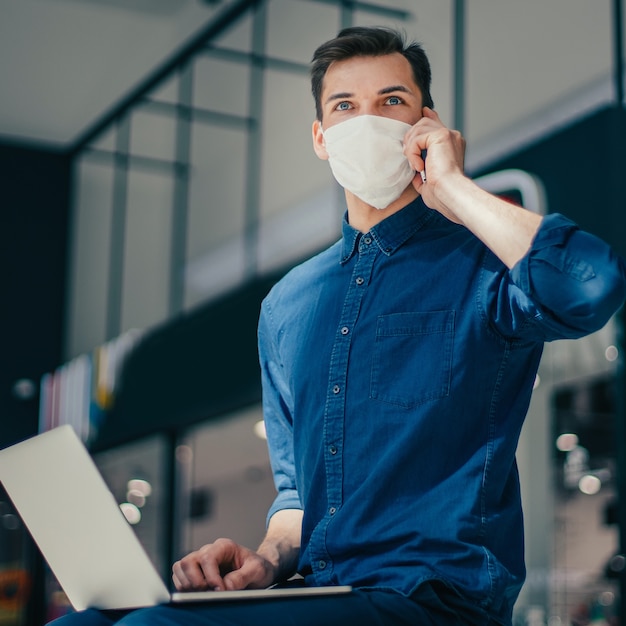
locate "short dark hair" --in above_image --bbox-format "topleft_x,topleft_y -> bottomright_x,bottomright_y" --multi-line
310,26 -> 434,121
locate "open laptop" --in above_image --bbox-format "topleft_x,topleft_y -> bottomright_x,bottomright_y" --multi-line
0,425 -> 350,611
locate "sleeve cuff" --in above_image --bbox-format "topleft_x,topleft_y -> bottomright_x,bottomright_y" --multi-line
266,489 -> 302,528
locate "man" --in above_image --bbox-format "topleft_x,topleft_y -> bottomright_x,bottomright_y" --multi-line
51,26 -> 625,626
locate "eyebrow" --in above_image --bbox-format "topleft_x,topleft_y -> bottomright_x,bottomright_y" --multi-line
324,85 -> 413,106
324,91 -> 353,105
379,85 -> 412,96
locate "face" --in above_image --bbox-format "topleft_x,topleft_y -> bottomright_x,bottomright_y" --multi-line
312,53 -> 424,160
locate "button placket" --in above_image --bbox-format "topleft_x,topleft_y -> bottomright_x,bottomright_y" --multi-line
309,234 -> 377,585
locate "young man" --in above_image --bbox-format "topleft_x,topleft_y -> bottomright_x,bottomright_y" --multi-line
51,26 -> 625,626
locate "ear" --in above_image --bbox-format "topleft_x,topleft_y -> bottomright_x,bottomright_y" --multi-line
312,119 -> 329,161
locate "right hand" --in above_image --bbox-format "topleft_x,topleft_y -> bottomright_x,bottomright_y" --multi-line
172,537 -> 278,592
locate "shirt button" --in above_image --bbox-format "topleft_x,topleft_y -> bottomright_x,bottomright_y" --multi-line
363,236 -> 372,245
332,384 -> 340,394
340,326 -> 349,335
319,560 -> 327,570
329,507 -> 337,516
355,277 -> 364,285
329,445 -> 337,455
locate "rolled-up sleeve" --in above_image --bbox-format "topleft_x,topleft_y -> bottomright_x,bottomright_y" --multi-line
507,213 -> 626,341
258,297 -> 302,527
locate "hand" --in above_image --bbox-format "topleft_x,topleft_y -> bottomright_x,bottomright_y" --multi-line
172,537 -> 278,592
404,108 -> 541,268
402,107 -> 467,224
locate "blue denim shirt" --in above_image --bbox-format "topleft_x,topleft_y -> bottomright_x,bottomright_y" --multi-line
258,197 -> 625,623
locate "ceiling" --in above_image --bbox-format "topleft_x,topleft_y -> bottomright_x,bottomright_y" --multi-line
0,0 -> 223,148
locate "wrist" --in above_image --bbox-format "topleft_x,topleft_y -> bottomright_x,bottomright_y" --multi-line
425,171 -> 472,226
257,537 -> 297,582
257,541 -> 281,572
258,508 -> 303,583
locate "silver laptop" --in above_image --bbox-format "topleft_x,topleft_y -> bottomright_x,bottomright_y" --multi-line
0,425 -> 350,611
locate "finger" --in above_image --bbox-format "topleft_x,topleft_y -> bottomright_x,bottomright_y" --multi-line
403,137 -> 425,173
421,106 -> 441,123
222,556 -> 269,591
172,557 -> 211,591
171,561 -> 188,591
195,539 -> 241,591
403,118 -> 437,168
410,168 -> 430,194
181,554 -> 220,591
175,540 -> 236,592
222,568 -> 250,591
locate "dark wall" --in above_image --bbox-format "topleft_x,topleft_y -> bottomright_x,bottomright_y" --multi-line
0,142 -> 72,448
472,106 -> 626,259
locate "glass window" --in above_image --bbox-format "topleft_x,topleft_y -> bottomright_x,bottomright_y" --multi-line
184,123 -> 247,309
193,56 -> 251,119
121,168 -> 174,332
148,73 -> 180,107
65,155 -> 115,359
212,11 -> 253,53
266,0 -> 339,65
257,69 -> 341,274
130,104 -> 177,163
176,405 -> 275,558
89,125 -> 117,153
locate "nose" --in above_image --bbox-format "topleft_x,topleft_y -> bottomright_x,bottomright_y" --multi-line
359,102 -> 377,117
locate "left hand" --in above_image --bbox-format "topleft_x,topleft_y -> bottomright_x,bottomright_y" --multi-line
402,107 -> 467,224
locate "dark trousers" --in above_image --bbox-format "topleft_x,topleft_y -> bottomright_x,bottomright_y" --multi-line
47,582 -> 501,626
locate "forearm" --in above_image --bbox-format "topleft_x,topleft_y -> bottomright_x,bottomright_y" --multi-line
257,508 -> 303,583
435,173 -> 542,269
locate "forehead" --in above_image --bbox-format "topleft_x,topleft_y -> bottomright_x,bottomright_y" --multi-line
321,53 -> 418,97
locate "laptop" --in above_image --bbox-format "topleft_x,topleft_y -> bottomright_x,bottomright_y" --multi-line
0,425 -> 351,611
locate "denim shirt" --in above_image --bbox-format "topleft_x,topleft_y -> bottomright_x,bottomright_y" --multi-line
258,197 -> 625,623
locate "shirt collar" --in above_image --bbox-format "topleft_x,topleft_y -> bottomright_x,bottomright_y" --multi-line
340,196 -> 433,264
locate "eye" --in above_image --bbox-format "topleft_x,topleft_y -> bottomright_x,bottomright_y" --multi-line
335,101 -> 352,111
385,96 -> 404,105
386,96 -> 403,105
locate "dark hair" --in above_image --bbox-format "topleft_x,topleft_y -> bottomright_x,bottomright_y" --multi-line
310,26 -> 434,120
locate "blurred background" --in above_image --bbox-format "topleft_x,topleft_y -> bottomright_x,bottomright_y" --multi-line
0,0 -> 625,624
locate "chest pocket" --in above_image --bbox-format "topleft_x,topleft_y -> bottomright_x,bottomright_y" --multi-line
370,310 -> 455,409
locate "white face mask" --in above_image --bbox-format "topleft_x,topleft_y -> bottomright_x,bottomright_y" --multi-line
322,115 -> 415,210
